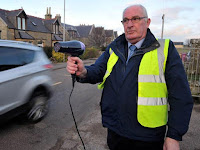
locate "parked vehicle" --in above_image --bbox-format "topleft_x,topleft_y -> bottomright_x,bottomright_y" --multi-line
0,40 -> 53,123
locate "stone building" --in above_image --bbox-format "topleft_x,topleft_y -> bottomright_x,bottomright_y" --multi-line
62,24 -> 118,48
0,7 -> 68,47
0,7 -> 118,48
173,42 -> 184,49
75,24 -> 96,47
105,30 -> 118,46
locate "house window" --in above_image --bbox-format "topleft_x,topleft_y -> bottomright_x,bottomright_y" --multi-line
17,17 -> 21,29
17,17 -> 26,30
56,25 -> 59,34
22,18 -> 25,30
54,24 -> 59,34
31,21 -> 37,26
73,31 -> 77,38
37,40 -> 43,47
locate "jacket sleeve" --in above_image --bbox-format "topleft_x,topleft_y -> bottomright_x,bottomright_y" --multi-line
77,47 -> 110,84
165,40 -> 193,141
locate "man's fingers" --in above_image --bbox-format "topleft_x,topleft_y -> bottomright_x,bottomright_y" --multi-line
67,64 -> 78,74
67,60 -> 77,67
68,56 -> 80,63
66,56 -> 85,77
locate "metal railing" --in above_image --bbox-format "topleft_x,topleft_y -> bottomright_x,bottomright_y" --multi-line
181,48 -> 200,97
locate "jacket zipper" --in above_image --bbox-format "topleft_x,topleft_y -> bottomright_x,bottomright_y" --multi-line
116,47 -> 126,73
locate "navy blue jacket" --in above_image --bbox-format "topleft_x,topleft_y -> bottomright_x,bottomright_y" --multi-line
80,29 -> 193,141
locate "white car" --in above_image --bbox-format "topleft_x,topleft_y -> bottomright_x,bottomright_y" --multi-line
0,40 -> 53,123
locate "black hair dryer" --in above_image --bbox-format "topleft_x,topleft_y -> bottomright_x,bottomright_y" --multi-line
54,40 -> 85,85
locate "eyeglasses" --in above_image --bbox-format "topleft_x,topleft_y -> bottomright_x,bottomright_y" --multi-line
121,17 -> 147,24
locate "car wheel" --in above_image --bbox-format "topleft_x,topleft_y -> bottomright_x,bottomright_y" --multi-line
27,95 -> 49,123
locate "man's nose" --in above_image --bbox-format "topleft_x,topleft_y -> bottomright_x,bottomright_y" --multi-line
127,20 -> 134,27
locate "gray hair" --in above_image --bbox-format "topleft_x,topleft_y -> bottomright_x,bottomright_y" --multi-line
122,4 -> 148,19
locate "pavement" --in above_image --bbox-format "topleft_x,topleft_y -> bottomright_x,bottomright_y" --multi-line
58,106 -> 109,150
52,58 -> 109,150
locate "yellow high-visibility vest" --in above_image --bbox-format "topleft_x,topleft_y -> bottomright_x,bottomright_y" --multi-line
98,39 -> 170,128
98,48 -> 119,89
138,39 -> 169,128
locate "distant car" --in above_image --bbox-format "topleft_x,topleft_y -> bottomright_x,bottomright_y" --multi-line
0,40 -> 53,123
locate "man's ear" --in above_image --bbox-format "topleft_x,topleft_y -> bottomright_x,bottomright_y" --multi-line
147,18 -> 151,28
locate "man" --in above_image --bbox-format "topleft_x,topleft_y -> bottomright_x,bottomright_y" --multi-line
67,4 -> 193,150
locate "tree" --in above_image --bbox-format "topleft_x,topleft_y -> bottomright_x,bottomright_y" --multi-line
185,39 -> 191,47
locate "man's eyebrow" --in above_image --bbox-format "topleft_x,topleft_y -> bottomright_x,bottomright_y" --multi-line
123,16 -> 140,19
123,17 -> 128,20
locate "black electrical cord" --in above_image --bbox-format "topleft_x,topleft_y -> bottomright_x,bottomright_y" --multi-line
69,75 -> 86,150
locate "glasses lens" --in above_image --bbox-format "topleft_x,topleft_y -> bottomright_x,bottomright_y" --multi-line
122,17 -> 146,24
122,19 -> 128,24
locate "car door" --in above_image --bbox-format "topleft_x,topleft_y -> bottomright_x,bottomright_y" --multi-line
0,46 -> 35,115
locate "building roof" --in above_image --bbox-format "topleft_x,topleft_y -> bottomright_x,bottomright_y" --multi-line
63,23 -> 77,31
75,25 -> 94,38
114,31 -> 118,38
6,9 -> 23,17
27,15 -> 51,33
17,31 -> 34,39
0,9 -> 16,28
53,34 -> 62,41
105,30 -> 114,37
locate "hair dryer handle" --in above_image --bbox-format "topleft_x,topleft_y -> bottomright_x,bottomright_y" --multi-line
71,60 -> 78,87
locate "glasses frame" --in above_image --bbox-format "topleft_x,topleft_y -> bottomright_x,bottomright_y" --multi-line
121,17 -> 147,24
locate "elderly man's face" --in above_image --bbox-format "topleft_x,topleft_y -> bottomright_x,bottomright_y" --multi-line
122,6 -> 151,44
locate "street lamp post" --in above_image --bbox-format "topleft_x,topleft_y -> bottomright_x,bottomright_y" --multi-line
63,0 -> 66,62
161,14 -> 165,39
63,0 -> 65,42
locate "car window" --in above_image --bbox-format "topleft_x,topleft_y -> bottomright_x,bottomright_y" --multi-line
0,47 -> 35,71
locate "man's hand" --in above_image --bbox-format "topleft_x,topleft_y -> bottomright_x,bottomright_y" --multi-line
163,137 -> 180,150
66,56 -> 87,78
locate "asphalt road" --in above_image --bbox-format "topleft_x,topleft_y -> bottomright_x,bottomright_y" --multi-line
0,62 -> 102,150
1,61 -> 200,150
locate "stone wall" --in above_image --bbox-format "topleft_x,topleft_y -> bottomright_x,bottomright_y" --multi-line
0,19 -> 8,39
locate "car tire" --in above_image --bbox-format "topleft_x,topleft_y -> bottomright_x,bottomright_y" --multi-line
27,94 -> 49,123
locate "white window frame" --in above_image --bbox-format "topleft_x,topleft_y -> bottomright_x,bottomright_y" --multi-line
22,18 -> 25,30
17,17 -> 26,30
17,17 -> 21,29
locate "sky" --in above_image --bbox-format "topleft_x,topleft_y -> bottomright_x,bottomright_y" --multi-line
1,0 -> 200,43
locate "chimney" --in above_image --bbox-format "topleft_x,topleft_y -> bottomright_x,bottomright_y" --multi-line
45,7 -> 52,19
55,14 -> 61,23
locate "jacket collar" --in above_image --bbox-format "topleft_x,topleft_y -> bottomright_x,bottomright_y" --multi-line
110,34 -> 128,63
110,28 -> 160,62
139,28 -> 160,53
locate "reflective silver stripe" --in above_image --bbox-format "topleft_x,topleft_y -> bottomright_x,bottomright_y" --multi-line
109,48 -> 114,55
138,39 -> 166,84
157,39 -> 166,74
138,74 -> 165,83
138,97 -> 168,106
105,70 -> 110,76
105,70 -> 109,74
